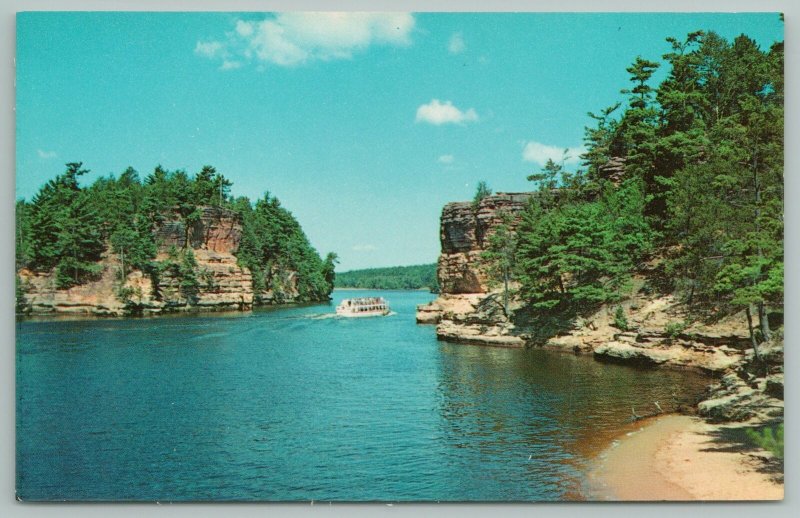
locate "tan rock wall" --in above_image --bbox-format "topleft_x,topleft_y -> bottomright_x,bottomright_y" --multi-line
154,206 -> 242,253
18,205 -> 262,316
438,192 -> 533,294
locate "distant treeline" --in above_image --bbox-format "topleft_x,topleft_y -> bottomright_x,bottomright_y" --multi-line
335,264 -> 438,291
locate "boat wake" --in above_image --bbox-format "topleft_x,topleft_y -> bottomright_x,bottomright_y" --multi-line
306,313 -> 338,320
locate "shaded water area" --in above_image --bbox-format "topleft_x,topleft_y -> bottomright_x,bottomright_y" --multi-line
17,290 -> 712,501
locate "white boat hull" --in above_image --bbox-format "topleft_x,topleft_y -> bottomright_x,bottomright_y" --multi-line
335,308 -> 390,318
335,297 -> 390,317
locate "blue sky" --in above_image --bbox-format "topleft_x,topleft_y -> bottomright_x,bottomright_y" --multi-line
16,12 -> 783,271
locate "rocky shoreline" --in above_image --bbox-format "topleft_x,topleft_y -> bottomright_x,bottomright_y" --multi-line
418,192 -> 784,426
417,290 -> 784,424
16,206 -> 315,317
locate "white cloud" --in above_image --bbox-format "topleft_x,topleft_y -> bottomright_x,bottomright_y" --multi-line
196,12 -> 415,69
522,141 -> 586,166
448,32 -> 465,54
415,99 -> 478,125
37,149 -> 57,159
195,40 -> 224,59
352,244 -> 377,252
235,19 -> 254,37
438,154 -> 455,164
220,60 -> 242,70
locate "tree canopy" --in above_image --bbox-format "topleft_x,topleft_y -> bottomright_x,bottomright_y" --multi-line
16,163 -> 336,302
502,29 -> 782,346
335,264 -> 438,291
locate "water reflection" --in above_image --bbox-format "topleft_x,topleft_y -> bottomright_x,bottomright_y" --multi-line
434,341 -> 712,488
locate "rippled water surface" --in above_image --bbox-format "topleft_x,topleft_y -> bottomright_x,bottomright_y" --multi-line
17,290 -> 711,501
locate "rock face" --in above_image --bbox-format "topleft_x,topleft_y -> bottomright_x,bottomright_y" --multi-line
419,191 -> 783,424
155,206 -> 242,253
16,206 -> 294,316
417,193 -> 533,347
545,295 -> 751,373
18,256 -> 132,316
698,372 -> 784,422
591,337 -> 741,372
438,193 -> 533,294
418,193 -> 534,347
154,250 -> 254,312
426,293 -> 525,348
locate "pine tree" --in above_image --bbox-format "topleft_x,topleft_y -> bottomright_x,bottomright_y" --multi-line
480,211 -> 517,316
473,181 -> 492,208
53,190 -> 105,288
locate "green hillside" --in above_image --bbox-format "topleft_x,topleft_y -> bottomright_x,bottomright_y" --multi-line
335,264 -> 438,291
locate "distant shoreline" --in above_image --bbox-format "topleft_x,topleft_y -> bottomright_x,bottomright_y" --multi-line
333,287 -> 433,292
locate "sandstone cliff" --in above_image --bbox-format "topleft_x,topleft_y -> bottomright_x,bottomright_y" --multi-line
418,192 -> 783,423
17,206 -> 300,316
418,192 -> 532,347
437,192 -> 532,294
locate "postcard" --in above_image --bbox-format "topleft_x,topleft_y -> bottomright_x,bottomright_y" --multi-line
15,11 -> 784,502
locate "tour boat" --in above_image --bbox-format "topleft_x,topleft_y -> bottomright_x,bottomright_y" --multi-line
336,297 -> 390,317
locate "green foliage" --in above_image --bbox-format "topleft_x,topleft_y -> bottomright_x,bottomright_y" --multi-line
116,285 -> 144,306
583,103 -> 621,180
178,249 -> 200,303
15,275 -> 30,314
617,56 -> 661,204
516,177 -> 653,314
746,423 -> 784,460
473,181 -> 492,208
480,211 -> 517,315
16,162 -> 336,305
664,321 -> 689,339
234,193 -> 335,302
335,264 -> 437,290
193,165 -> 232,207
613,306 -> 629,331
53,194 -> 106,288
562,29 -> 784,348
25,163 -> 106,287
663,34 -> 782,343
322,252 -> 339,290
15,200 -> 33,270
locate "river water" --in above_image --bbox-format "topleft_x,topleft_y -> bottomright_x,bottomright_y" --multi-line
16,290 -> 711,501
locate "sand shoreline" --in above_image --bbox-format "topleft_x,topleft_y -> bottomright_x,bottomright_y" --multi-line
586,414 -> 783,501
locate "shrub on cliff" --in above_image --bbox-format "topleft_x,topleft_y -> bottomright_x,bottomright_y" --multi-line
472,181 -> 492,208
516,177 -> 652,314
747,423 -> 784,460
613,306 -> 629,331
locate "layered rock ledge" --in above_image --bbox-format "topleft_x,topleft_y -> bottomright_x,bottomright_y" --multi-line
418,192 -> 783,425
18,206 -> 302,317
438,193 -> 533,294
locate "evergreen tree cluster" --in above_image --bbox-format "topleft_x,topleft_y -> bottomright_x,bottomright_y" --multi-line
16,163 -> 336,303
497,29 -> 783,345
232,194 -> 337,302
335,264 -> 438,291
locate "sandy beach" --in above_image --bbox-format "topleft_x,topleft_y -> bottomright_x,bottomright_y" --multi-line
588,414 -> 783,501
